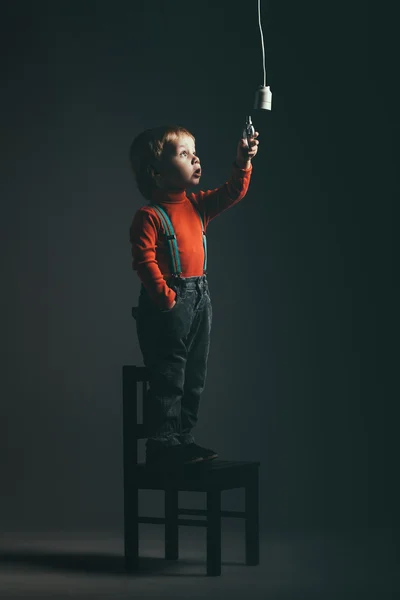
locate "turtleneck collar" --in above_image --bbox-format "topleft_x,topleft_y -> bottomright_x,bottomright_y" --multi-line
150,187 -> 188,204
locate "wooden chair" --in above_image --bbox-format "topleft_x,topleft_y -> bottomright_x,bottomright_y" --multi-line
122,364 -> 260,576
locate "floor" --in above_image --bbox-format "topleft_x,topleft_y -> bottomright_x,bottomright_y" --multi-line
0,524 -> 397,599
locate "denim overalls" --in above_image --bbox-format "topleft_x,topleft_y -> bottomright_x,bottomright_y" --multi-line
133,202 -> 213,459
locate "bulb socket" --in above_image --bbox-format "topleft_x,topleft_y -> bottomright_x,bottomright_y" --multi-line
254,85 -> 272,110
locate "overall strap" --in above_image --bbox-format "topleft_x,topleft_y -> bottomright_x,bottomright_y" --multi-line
151,205 -> 182,276
189,203 -> 207,274
151,203 -> 207,275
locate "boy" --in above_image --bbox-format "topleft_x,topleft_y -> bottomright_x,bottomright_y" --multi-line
129,125 -> 259,469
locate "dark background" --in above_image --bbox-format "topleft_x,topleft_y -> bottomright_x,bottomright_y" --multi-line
0,0 -> 396,534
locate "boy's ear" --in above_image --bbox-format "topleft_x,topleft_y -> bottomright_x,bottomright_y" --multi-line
148,164 -> 160,177
148,164 -> 163,188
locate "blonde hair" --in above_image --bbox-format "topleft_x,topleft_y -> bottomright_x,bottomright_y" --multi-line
129,125 -> 195,201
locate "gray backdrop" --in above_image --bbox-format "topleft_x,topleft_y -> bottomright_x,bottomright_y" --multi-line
1,0 -> 395,534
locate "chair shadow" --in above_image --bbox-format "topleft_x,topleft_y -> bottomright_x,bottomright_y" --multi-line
0,549 -> 245,577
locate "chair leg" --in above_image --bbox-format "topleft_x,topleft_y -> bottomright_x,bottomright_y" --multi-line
245,470 -> 260,565
124,485 -> 139,571
165,488 -> 179,560
207,489 -> 221,576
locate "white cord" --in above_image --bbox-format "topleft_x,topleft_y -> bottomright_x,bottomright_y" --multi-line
257,0 -> 266,87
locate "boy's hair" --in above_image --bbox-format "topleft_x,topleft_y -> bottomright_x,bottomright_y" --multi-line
129,125 -> 195,201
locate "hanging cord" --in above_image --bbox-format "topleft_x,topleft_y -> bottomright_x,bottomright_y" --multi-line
258,0 -> 267,87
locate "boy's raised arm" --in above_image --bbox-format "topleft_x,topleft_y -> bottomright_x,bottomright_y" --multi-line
189,132 -> 259,226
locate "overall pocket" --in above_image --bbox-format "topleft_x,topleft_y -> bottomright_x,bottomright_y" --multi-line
159,285 -> 182,313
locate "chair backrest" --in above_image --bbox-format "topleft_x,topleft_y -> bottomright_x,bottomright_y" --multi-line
122,365 -> 151,465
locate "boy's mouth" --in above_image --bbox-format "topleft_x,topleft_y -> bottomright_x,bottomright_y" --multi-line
193,168 -> 202,178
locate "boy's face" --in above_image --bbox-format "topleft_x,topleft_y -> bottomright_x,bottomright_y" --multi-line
156,134 -> 202,191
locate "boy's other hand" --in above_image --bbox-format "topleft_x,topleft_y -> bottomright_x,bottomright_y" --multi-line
236,131 -> 260,169
164,300 -> 176,310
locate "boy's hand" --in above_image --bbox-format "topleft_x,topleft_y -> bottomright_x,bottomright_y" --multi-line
236,131 -> 260,169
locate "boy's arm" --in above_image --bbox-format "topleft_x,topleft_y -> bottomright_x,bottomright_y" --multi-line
129,207 -> 177,310
188,132 -> 259,226
189,161 -> 252,226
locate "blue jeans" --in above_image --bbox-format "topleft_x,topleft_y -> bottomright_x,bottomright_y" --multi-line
135,275 -> 212,458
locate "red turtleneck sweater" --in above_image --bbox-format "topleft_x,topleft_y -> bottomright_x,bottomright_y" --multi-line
129,161 -> 252,310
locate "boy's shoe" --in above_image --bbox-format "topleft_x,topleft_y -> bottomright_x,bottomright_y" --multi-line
184,442 -> 218,462
145,444 -> 180,469
180,443 -> 204,464
145,444 -> 203,470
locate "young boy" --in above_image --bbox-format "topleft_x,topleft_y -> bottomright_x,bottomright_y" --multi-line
129,125 -> 259,469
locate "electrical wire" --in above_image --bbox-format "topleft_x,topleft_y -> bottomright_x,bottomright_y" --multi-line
257,0 -> 267,87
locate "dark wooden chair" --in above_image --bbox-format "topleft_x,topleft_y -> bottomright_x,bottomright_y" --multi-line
122,364 -> 260,576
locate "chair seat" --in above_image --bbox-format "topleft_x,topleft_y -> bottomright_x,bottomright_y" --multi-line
133,459 -> 260,491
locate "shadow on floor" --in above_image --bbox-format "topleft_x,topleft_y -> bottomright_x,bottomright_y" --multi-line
0,550 -> 245,577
